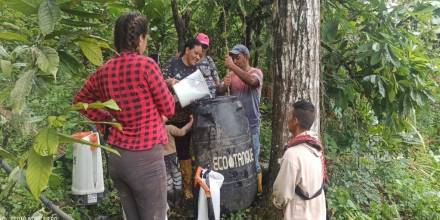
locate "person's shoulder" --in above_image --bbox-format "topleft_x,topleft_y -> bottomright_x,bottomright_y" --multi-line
131,54 -> 157,65
166,57 -> 180,65
284,144 -> 310,158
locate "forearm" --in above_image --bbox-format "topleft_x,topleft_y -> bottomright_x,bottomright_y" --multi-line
228,64 -> 258,87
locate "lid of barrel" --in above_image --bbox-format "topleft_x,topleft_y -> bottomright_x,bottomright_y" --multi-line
195,96 -> 238,105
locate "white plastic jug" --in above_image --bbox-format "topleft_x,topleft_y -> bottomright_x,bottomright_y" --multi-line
197,169 -> 224,220
173,69 -> 210,107
71,132 -> 104,204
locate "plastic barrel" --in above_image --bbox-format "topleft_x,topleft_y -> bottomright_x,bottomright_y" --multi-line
192,96 -> 257,213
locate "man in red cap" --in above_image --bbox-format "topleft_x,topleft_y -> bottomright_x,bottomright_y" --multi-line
196,33 -> 221,96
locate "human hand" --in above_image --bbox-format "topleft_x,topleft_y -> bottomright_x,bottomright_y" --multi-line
224,54 -> 234,69
166,78 -> 179,86
223,73 -> 231,87
162,115 -> 168,123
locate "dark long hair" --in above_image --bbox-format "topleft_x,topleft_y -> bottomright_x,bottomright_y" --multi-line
114,12 -> 148,53
179,38 -> 202,57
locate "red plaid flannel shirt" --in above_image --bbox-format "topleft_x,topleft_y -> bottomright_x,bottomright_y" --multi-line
74,52 -> 175,151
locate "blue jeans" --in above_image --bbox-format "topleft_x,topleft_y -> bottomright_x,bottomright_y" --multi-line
251,132 -> 261,173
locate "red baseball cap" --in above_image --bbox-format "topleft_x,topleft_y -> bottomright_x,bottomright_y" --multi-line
196,33 -> 210,47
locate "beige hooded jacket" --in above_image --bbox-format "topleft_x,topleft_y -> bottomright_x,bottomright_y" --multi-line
272,131 -> 326,220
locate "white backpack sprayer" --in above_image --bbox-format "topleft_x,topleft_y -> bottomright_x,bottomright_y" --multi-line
71,131 -> 105,205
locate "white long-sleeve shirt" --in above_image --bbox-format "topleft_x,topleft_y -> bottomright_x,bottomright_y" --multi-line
272,140 -> 326,220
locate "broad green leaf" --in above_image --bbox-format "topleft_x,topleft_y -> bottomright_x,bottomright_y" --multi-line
58,50 -> 85,76
0,60 -> 12,78
0,147 -> 17,162
26,149 -> 53,200
57,133 -> 120,156
8,167 -> 26,186
78,40 -> 103,66
4,0 -> 42,14
38,0 -> 61,36
35,46 -> 59,79
33,128 -> 59,156
10,69 -> 35,114
84,99 -> 121,110
79,36 -> 112,49
0,32 -> 28,42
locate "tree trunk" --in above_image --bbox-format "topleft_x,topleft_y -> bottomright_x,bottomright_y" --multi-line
267,0 -> 321,191
171,0 -> 190,53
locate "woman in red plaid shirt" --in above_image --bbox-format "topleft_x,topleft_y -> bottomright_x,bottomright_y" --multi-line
74,12 -> 175,220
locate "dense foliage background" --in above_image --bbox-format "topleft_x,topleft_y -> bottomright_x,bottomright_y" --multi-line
0,0 -> 438,219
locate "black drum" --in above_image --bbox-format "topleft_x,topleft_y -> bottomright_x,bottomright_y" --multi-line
191,96 -> 257,213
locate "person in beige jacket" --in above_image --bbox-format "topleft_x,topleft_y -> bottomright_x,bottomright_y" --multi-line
273,100 -> 326,220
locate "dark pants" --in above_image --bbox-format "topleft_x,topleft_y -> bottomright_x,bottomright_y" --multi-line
108,145 -> 167,220
173,122 -> 192,160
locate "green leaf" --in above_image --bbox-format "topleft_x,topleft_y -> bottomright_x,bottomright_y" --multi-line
8,167 -> 27,187
102,100 -> 121,111
57,133 -> 120,156
71,99 -> 120,111
47,116 -> 66,128
10,69 -> 35,114
26,148 -> 53,200
60,8 -> 103,18
78,40 -> 103,66
388,87 -> 396,102
4,0 -> 42,14
0,46 -> 9,59
385,44 -> 400,67
0,86 -> 13,105
130,0 -> 145,9
35,46 -> 59,79
58,50 -> 85,76
33,128 -> 59,156
70,102 -> 89,110
323,18 -> 339,42
372,42 -> 380,52
363,75 -> 377,84
0,32 -> 28,42
0,60 -> 12,79
378,78 -> 386,98
48,172 -> 63,188
0,147 -> 17,162
79,120 -> 123,131
38,0 -> 61,35
370,53 -> 381,66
